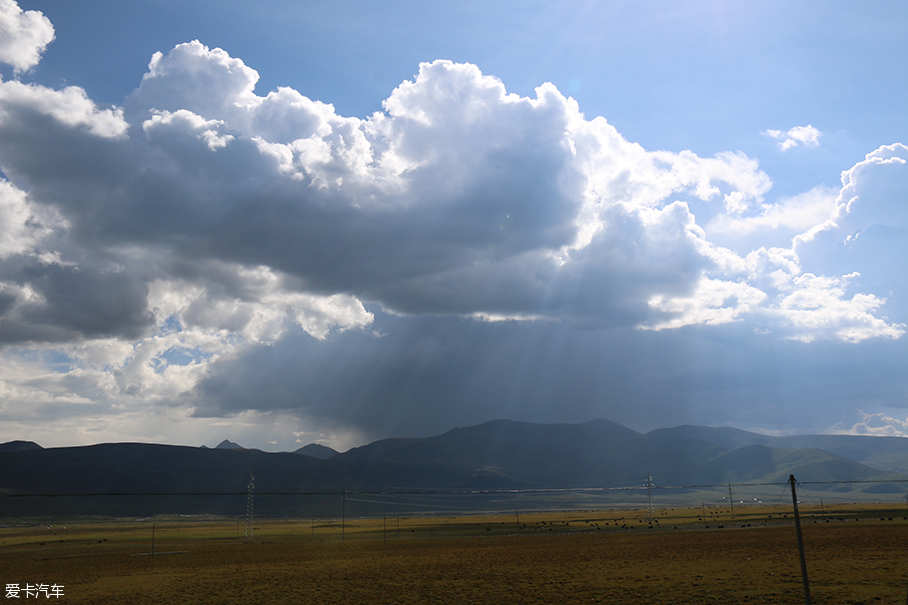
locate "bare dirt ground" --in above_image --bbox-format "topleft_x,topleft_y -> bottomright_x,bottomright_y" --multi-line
3,506 -> 907,604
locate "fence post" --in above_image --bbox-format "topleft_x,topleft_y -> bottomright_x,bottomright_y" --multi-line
789,474 -> 811,605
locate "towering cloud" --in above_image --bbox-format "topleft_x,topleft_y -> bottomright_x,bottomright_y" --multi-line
1,5 -> 906,446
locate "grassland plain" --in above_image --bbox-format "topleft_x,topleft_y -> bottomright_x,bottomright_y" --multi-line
3,505 -> 908,604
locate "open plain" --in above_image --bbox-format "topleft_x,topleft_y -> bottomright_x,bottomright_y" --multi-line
3,504 -> 908,604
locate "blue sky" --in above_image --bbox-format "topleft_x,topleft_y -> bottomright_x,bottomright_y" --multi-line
1,0 -> 908,450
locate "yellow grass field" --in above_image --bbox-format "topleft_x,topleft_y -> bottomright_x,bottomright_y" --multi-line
3,504 -> 908,604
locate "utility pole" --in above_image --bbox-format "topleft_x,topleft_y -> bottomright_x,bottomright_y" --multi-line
789,475 -> 811,605
727,484 -> 735,519
342,485 -> 346,542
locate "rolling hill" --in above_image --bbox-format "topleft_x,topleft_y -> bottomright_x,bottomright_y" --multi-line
648,425 -> 908,475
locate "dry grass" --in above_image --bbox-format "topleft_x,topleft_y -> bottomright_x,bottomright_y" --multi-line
3,504 -> 907,604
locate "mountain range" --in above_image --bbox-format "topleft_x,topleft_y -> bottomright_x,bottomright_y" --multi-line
2,419 -> 907,518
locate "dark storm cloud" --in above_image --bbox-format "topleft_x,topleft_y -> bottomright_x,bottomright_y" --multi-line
191,310 -> 908,440
192,312 -> 657,437
0,261 -> 153,343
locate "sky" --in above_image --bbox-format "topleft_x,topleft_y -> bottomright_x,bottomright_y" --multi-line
1,0 -> 908,452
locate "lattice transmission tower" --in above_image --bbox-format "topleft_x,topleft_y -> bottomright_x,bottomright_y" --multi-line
645,473 -> 655,523
244,473 -> 255,543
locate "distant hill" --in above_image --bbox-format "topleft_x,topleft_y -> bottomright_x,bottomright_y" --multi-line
0,440 -> 42,453
334,419 -> 722,487
334,418 -> 902,488
294,443 -> 339,459
214,439 -> 244,450
648,425 -> 908,475
2,419 -> 907,517
702,444 -> 896,485
0,442 -> 462,517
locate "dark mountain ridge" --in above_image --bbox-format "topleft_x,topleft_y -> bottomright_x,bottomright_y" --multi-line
2,419 -> 906,517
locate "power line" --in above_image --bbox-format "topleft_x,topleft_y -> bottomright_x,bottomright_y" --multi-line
5,477 -> 908,498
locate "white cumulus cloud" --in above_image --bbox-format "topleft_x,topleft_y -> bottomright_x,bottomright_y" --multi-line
840,412 -> 908,437
0,0 -> 54,73
763,125 -> 821,151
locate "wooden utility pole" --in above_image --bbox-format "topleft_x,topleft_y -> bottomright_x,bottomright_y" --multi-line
789,475 -> 811,605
